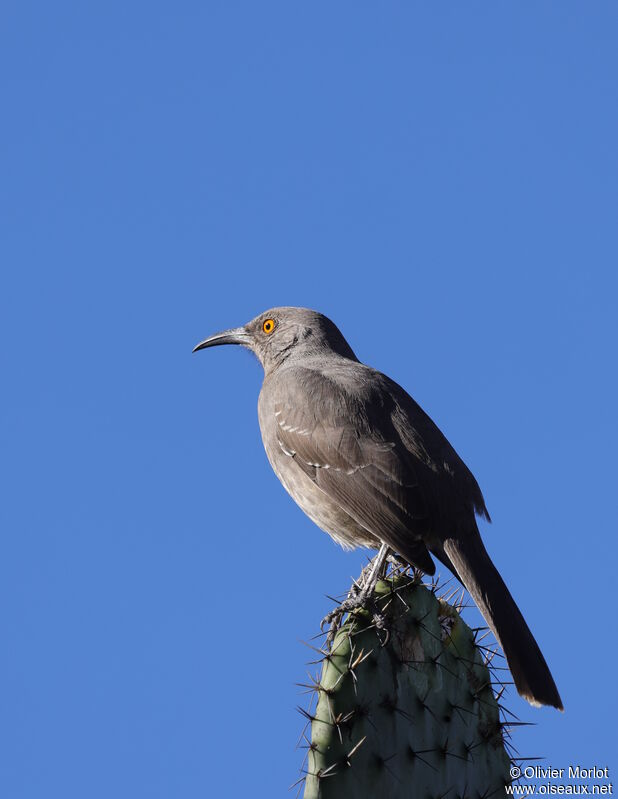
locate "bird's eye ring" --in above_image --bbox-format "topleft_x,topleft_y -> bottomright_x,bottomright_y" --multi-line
262,318 -> 276,334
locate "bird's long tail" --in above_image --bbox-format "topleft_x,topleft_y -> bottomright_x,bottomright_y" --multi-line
441,531 -> 563,710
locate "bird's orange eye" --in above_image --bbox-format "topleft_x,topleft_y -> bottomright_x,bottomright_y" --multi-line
262,318 -> 276,334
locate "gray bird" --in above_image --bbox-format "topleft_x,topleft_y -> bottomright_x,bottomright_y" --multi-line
193,307 -> 563,710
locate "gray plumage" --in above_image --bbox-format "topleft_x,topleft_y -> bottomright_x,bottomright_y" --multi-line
193,306 -> 563,710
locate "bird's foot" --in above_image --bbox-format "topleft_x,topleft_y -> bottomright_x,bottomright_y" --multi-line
321,543 -> 392,648
321,592 -> 387,648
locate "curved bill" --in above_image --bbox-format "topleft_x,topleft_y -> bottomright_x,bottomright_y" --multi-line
192,326 -> 250,353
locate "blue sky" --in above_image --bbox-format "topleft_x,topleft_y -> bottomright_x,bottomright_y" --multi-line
1,2 -> 617,796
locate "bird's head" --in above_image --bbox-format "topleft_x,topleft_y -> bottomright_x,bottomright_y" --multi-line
193,306 -> 357,373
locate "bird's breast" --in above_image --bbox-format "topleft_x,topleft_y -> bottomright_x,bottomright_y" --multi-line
257,386 -> 379,551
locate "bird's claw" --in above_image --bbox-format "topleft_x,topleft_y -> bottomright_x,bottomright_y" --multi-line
321,592 -> 389,649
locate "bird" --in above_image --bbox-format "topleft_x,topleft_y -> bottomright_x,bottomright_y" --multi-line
193,306 -> 563,710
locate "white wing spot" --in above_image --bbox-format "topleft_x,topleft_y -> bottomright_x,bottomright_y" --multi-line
278,439 -> 296,457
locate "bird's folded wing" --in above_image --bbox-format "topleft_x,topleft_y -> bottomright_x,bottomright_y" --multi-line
273,386 -> 435,573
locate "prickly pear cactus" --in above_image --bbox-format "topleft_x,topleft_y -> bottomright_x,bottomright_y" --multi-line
301,572 -> 512,798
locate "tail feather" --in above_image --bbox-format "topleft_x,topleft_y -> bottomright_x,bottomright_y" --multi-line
441,532 -> 563,711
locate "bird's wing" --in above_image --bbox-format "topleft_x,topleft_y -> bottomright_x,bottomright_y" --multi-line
273,367 -> 436,573
385,375 -> 491,523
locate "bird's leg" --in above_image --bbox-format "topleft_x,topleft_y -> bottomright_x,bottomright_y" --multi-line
355,542 -> 390,600
386,553 -> 408,572
322,543 -> 391,647
347,554 -> 380,598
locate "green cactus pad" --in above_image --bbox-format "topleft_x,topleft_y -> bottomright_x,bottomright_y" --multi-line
302,573 -> 511,798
